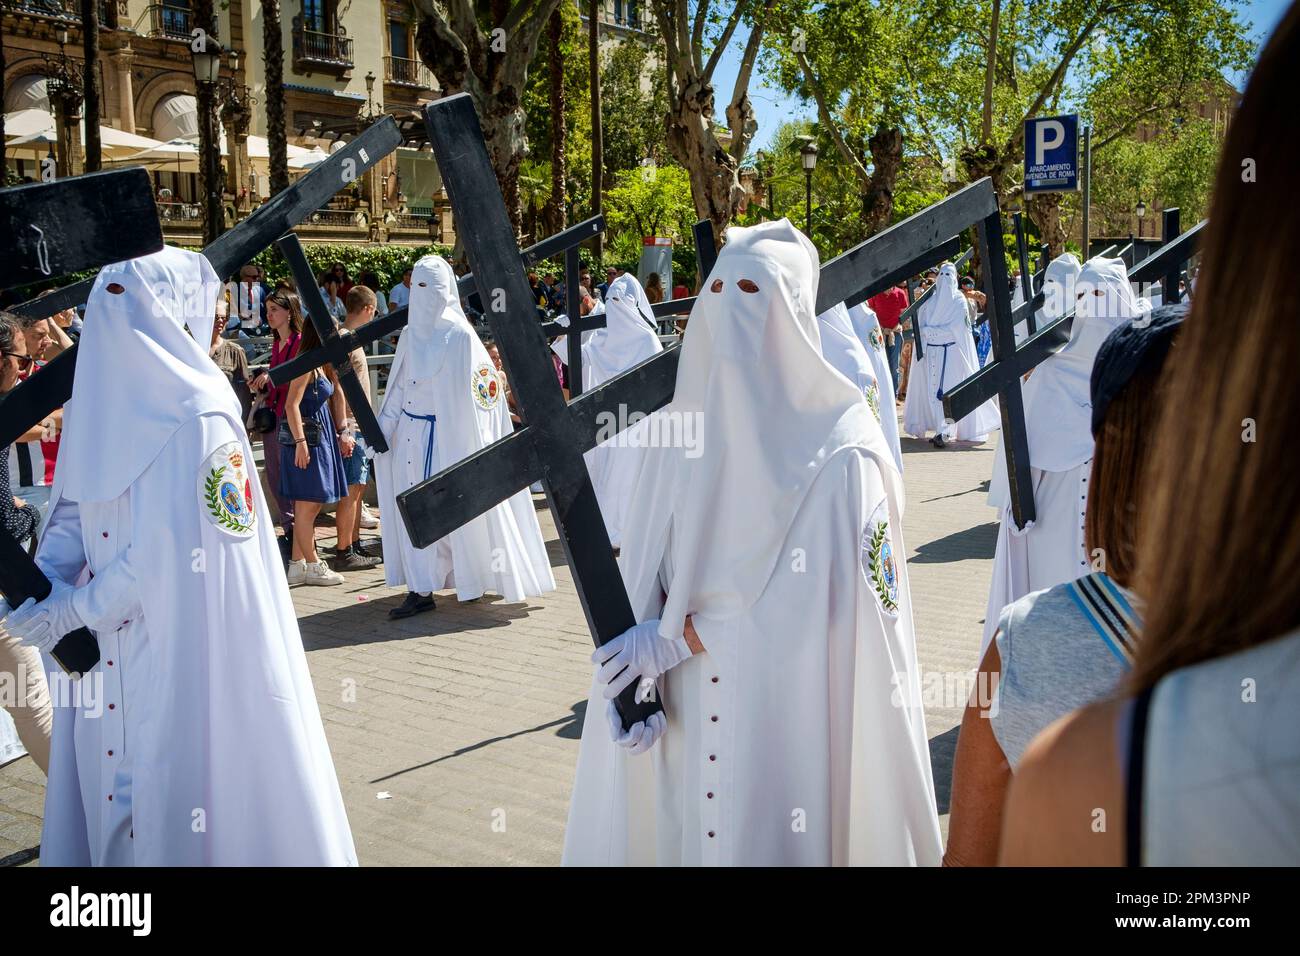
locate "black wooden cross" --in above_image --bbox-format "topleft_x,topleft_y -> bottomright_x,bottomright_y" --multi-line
1011,212 -> 1039,335
0,167 -> 164,677
397,93 -> 1019,730
944,219 -> 1205,529
268,215 -> 610,399
0,119 -> 402,678
1,116 -> 403,452
273,233 -> 390,452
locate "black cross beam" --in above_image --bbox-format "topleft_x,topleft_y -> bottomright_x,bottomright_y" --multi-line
273,232 -> 389,452
1,116 -> 403,452
897,244 -> 975,358
944,219 -> 1206,528
1012,212 -> 1037,335
0,167 -> 164,678
398,98 -> 1017,730
269,215 -> 609,390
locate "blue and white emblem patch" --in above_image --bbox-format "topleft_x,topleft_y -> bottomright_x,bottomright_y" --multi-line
199,442 -> 257,538
861,502 -> 899,615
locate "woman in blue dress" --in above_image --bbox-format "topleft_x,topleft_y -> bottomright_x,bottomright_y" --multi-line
276,292 -> 349,586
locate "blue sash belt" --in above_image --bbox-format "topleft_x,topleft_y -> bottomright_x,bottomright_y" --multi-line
932,341 -> 956,400
403,411 -> 437,479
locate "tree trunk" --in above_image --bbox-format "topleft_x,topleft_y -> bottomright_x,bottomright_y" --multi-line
862,125 -> 903,236
80,0 -> 102,172
981,0 -> 1001,145
542,8 -> 567,236
262,0 -> 290,195
1026,192 -> 1068,260
665,84 -> 741,246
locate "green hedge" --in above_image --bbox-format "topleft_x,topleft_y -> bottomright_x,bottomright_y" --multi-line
249,243 -> 454,292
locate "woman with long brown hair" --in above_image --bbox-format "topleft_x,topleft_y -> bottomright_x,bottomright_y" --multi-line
277,293 -> 351,586
1000,3 -> 1300,865
250,288 -> 303,545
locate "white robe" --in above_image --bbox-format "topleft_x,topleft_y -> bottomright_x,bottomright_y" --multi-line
374,322 -> 554,601
35,411 -> 356,865
551,275 -> 663,549
562,447 -> 941,865
902,269 -> 999,442
845,303 -> 904,472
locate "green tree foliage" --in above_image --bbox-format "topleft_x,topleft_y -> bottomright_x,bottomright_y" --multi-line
603,164 -> 696,264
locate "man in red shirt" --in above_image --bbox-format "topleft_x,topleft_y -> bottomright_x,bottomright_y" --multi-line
868,283 -> 909,395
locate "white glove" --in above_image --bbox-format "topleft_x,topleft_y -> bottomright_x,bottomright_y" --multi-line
605,701 -> 667,756
592,619 -> 690,702
554,313 -> 571,328
0,597 -> 11,624
3,579 -> 84,652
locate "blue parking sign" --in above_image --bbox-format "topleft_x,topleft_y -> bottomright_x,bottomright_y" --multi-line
1024,115 -> 1079,193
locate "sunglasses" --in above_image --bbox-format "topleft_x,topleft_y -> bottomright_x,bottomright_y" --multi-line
3,351 -> 34,371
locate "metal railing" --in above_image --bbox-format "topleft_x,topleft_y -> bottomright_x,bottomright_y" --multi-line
293,25 -> 354,68
304,208 -> 365,228
140,3 -> 191,41
8,0 -> 78,21
384,55 -> 433,88
156,201 -> 202,221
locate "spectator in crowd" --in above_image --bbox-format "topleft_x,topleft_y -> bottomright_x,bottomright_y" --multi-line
328,262 -> 354,296
945,305 -> 1185,866
358,270 -> 389,314
597,266 -> 618,302
645,272 -> 665,304
228,263 -> 269,336
210,299 -> 253,421
249,289 -> 303,550
0,310 -> 53,774
279,295 -> 350,586
1001,6 -> 1300,865
868,281 -> 909,392
543,272 -> 564,311
331,286 -> 383,572
320,273 -> 347,323
485,340 -> 521,429
580,270 -> 593,293
672,280 -> 689,300
6,317 -> 59,507
30,292 -> 76,359
389,267 -> 413,312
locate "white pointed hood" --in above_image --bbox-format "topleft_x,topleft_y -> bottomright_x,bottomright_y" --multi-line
1034,253 -> 1082,329
384,254 -> 472,387
59,246 -> 235,502
585,272 -> 662,381
920,263 -> 970,342
1020,256 -> 1146,472
619,219 -> 892,642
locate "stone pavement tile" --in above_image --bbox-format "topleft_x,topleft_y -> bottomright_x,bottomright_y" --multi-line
0,409 -> 997,865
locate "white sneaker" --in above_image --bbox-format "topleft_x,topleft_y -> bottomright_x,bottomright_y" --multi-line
359,503 -> 379,529
301,560 -> 345,586
286,559 -> 307,586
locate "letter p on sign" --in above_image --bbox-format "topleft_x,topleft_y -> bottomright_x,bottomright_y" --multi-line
1035,120 -> 1065,166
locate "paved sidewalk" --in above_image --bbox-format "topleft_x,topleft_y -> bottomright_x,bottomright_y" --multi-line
0,411 -> 1000,866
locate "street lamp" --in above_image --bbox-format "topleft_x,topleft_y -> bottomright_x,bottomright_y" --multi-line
364,70 -> 377,119
191,35 -> 226,244
800,142 -> 818,236
1135,198 -> 1147,238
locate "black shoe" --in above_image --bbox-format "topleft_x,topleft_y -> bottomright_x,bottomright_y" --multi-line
389,591 -> 436,619
277,535 -> 293,563
930,434 -> 947,448
355,538 -> 384,560
333,547 -> 381,572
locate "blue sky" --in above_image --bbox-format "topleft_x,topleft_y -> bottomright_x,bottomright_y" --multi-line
714,0 -> 1291,150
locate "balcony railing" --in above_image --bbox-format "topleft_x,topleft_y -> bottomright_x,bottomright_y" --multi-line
140,3 -> 191,41
8,0 -> 113,23
384,56 -> 433,89
293,25 -> 354,70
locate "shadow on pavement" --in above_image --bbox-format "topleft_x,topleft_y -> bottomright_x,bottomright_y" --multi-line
368,699 -> 587,785
911,521 -> 999,563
